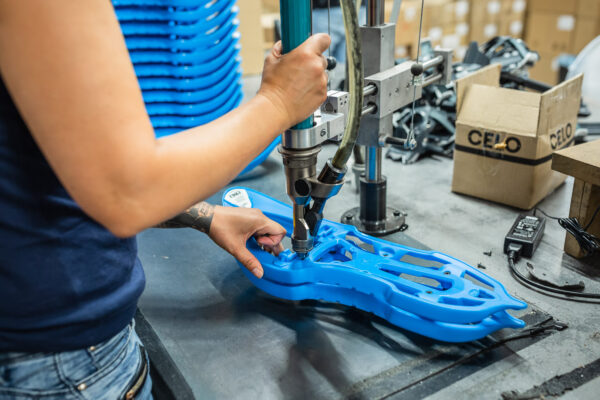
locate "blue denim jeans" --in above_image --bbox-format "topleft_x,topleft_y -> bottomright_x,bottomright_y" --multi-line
0,321 -> 152,400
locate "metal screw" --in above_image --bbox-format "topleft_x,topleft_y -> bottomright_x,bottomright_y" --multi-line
345,214 -> 353,221
320,129 -> 327,137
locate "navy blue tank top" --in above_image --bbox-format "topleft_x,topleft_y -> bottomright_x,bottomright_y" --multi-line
0,75 -> 145,352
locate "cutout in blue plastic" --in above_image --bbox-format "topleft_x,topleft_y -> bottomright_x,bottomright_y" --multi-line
222,187 -> 528,343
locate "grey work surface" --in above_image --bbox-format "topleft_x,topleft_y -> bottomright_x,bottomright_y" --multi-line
137,142 -> 600,400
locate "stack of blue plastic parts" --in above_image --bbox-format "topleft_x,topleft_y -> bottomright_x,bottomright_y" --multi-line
113,0 -> 279,174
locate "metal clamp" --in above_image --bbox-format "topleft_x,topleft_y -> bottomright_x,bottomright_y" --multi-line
282,90 -> 349,150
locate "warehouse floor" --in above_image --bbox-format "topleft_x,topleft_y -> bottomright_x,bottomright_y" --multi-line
136,76 -> 600,399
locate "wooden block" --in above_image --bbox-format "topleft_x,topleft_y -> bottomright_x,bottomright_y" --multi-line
564,179 -> 600,258
552,140 -> 600,187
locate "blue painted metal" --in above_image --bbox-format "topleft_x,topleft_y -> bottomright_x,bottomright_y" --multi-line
114,0 -> 278,172
279,0 -> 313,130
222,187 -> 528,342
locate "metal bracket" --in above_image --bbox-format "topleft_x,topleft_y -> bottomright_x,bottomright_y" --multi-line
282,90 -> 349,150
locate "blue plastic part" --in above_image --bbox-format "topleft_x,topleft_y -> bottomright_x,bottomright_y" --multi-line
114,0 -> 277,174
113,0 -> 217,8
124,30 -> 239,55
133,46 -> 240,78
144,83 -> 241,115
114,0 -> 235,23
222,187 -> 528,342
149,92 -> 243,128
237,136 -> 282,177
141,72 -> 241,104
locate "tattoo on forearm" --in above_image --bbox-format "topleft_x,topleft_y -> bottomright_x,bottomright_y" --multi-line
155,202 -> 215,233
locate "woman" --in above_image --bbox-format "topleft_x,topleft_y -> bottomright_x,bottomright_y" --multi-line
0,1 -> 330,398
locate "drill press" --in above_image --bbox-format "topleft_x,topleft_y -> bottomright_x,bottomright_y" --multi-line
278,0 -> 453,258
278,0 -> 363,259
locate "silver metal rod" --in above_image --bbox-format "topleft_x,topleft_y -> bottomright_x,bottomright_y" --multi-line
363,83 -> 377,97
367,0 -> 385,26
423,73 -> 443,87
421,55 -> 444,70
365,146 -> 382,181
362,103 -> 377,115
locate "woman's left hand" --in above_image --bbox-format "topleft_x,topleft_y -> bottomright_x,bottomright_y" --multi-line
208,206 -> 286,279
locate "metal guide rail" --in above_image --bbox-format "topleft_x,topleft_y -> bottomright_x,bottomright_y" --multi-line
222,187 -> 527,343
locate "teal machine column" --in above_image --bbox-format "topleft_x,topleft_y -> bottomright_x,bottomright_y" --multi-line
279,0 -> 313,130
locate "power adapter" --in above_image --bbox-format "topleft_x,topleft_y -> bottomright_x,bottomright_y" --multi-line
503,215 -> 545,258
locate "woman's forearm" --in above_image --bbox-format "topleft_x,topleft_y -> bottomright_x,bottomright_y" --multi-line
117,94 -> 288,237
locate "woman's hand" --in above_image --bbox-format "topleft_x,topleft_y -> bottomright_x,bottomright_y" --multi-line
258,34 -> 331,128
208,206 -> 286,279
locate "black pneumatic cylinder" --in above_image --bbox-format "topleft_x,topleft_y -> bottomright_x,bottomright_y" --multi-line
359,177 -> 387,223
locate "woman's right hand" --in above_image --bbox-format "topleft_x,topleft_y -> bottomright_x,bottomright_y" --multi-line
257,33 -> 331,128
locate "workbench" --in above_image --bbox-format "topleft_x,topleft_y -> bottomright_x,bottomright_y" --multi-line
136,137 -> 600,399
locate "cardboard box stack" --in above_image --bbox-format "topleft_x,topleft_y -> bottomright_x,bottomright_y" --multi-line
393,0 -> 472,60
526,0 -> 600,84
469,1 -> 526,44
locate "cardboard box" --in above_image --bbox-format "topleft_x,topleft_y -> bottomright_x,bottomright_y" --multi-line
469,0 -> 503,43
261,13 -> 279,49
499,0 -> 526,38
572,17 -> 600,53
529,51 -> 561,84
525,12 -> 575,53
386,0 -> 420,57
261,0 -> 279,13
452,64 -> 583,209
238,0 -> 266,75
529,0 -> 600,18
528,0 -> 576,14
454,0 -> 471,24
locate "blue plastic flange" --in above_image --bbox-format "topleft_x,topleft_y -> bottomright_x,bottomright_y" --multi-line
141,72 -> 241,104
114,0 -> 235,23
222,187 -> 528,342
144,83 -> 241,116
125,28 -> 239,55
136,60 -> 240,90
118,7 -> 237,37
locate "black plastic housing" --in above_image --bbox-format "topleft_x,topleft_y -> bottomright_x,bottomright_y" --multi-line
503,215 -> 546,258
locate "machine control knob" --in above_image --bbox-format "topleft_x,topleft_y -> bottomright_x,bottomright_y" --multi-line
326,56 -> 337,71
411,62 -> 424,76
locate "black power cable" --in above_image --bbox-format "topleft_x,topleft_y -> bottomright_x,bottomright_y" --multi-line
534,206 -> 600,256
506,243 -> 600,301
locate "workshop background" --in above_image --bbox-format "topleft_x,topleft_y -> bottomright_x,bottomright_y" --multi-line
126,0 -> 600,399
239,0 -> 600,85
